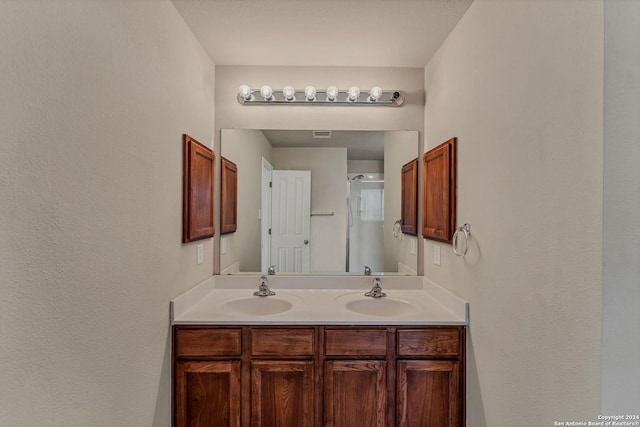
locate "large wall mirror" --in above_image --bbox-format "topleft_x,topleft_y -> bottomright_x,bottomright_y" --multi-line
220,129 -> 419,276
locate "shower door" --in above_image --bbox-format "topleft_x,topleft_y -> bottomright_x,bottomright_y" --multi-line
347,174 -> 384,273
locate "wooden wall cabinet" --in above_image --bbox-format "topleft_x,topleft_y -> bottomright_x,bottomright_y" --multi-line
183,134 -> 215,242
422,138 -> 457,243
173,325 -> 465,427
220,157 -> 238,234
401,158 -> 418,235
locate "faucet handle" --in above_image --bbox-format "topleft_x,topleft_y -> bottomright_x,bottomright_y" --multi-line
365,277 -> 386,298
255,275 -> 275,296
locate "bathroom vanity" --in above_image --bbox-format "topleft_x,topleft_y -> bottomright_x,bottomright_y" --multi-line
171,275 -> 468,427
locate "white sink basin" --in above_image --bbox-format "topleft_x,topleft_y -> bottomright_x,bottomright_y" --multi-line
336,293 -> 420,317
220,297 -> 293,316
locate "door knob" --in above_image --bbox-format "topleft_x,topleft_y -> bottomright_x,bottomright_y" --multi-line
304,240 -> 309,244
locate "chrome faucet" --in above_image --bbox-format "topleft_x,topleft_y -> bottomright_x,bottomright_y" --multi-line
254,275 -> 276,297
364,266 -> 372,276
364,277 -> 386,298
267,265 -> 276,275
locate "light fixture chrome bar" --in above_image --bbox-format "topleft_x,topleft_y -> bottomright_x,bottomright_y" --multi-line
237,88 -> 405,107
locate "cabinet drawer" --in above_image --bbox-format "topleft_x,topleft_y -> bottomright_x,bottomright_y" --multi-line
324,329 -> 387,356
251,329 -> 315,356
397,329 -> 460,357
175,328 -> 241,358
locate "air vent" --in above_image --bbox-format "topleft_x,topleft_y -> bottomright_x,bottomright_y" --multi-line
312,130 -> 332,139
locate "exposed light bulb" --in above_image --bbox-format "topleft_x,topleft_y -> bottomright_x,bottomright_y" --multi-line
260,85 -> 274,101
304,86 -> 317,101
326,86 -> 339,102
236,84 -> 401,106
347,86 -> 360,102
238,84 -> 253,101
283,85 -> 296,101
368,86 -> 383,102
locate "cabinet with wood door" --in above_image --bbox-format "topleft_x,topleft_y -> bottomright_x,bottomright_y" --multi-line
173,325 -> 465,427
323,328 -> 390,427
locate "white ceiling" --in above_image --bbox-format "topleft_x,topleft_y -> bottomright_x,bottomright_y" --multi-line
171,0 -> 474,67
262,130 -> 384,160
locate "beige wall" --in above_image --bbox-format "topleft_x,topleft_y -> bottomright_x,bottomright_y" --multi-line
0,1 -> 215,425
423,0 -> 603,425
214,66 -> 425,273
220,129 -> 272,272
348,159 -> 384,174
383,131 -> 419,273
602,0 -> 640,412
219,133 -> 348,273
214,66 -> 424,132
2,2 -> 625,425
272,147 -> 348,273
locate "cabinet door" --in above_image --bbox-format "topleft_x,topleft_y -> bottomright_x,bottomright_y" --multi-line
175,361 -> 241,427
182,134 -> 215,242
422,138 -> 456,243
251,360 -> 314,427
401,158 -> 418,235
220,156 -> 238,234
397,360 -> 461,427
324,360 -> 387,427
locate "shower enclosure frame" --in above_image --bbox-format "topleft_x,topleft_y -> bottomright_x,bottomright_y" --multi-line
346,173 -> 384,274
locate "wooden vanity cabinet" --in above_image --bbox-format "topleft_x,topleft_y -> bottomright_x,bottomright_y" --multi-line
324,360 -> 387,427
250,360 -> 314,427
174,360 -> 241,427
174,327 -> 316,427
323,328 -> 390,427
249,328 -> 316,427
397,360 -> 461,427
173,325 -> 465,427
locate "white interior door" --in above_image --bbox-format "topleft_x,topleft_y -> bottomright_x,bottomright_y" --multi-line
270,170 -> 311,273
260,158 -> 273,273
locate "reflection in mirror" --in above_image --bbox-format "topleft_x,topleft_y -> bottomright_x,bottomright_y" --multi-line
220,129 -> 419,276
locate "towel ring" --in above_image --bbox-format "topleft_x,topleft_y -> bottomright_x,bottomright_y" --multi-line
392,219 -> 402,238
452,224 -> 471,257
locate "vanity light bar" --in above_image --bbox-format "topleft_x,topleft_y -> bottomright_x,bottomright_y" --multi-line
237,85 -> 404,107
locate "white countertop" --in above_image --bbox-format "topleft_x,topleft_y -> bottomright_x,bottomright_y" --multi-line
171,275 -> 468,325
